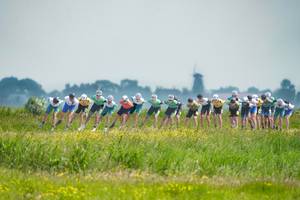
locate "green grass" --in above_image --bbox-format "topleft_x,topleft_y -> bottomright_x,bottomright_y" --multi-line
0,168 -> 299,200
0,107 -> 300,199
0,130 -> 300,179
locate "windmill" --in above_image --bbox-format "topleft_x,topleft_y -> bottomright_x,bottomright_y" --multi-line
192,63 -> 204,95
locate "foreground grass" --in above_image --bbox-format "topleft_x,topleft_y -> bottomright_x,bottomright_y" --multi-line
0,168 -> 299,200
0,130 -> 299,180
0,108 -> 300,199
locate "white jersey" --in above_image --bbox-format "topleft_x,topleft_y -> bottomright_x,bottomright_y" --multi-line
105,101 -> 116,108
198,98 -> 210,106
48,97 -> 62,107
285,103 -> 294,110
276,101 -> 286,109
132,97 -> 145,105
249,99 -> 258,108
64,96 -> 79,106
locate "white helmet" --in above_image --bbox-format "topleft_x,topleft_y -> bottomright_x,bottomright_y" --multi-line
135,93 -> 142,99
277,98 -> 284,105
252,94 -> 258,99
107,95 -> 114,101
81,94 -> 88,100
232,90 -> 238,96
168,95 -> 175,100
243,96 -> 248,102
122,95 -> 129,101
212,94 -> 219,99
265,92 -> 271,98
151,94 -> 157,99
96,90 -> 102,96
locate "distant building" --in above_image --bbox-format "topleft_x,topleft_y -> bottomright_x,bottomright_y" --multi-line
192,72 -> 204,95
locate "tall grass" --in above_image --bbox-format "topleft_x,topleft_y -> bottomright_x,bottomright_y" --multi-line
0,129 -> 299,180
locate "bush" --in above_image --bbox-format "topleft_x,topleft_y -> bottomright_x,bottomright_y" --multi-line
24,97 -> 46,115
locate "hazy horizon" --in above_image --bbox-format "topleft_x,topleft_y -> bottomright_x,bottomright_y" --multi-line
1,0 -> 300,92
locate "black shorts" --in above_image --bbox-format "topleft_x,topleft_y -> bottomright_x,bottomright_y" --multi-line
165,107 -> 177,117
75,104 -> 89,114
147,106 -> 160,116
213,106 -> 222,115
241,107 -> 250,119
129,104 -> 136,114
117,107 -> 131,116
176,103 -> 182,115
90,103 -> 104,113
201,104 -> 211,115
229,109 -> 239,117
186,109 -> 198,118
257,106 -> 261,114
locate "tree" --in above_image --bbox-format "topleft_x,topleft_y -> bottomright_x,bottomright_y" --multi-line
260,89 -> 272,94
18,78 -> 45,96
0,77 -> 19,96
155,87 -> 183,100
95,80 -> 120,95
119,79 -> 152,98
247,86 -> 260,94
0,77 -> 46,106
48,90 -> 62,98
182,87 -> 190,96
274,79 -> 296,102
295,92 -> 300,107
211,86 -> 239,94
120,79 -> 138,90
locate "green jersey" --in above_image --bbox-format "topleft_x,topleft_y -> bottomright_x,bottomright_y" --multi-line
271,97 -> 276,107
91,95 -> 106,106
148,99 -> 162,108
164,100 -> 178,109
226,96 -> 240,104
262,97 -> 274,107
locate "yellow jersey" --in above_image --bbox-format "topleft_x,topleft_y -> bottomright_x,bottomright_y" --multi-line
211,99 -> 225,108
79,97 -> 91,107
257,98 -> 263,107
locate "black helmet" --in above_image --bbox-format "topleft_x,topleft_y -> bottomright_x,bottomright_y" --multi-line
53,97 -> 59,104
197,94 -> 203,99
69,93 -> 75,98
188,98 -> 193,103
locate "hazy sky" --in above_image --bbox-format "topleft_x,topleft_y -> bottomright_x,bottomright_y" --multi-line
0,0 -> 299,92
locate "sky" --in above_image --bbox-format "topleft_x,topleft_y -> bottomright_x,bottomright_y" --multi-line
0,0 -> 299,92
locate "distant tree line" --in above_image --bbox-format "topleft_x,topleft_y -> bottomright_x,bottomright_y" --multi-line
0,77 -> 45,106
0,76 -> 299,107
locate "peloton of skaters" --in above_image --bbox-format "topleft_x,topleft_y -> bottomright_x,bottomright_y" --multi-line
40,90 -> 295,132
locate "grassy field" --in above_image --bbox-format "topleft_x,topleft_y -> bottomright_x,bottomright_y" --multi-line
0,107 -> 300,199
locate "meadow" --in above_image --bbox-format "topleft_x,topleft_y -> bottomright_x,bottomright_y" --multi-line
0,107 -> 300,199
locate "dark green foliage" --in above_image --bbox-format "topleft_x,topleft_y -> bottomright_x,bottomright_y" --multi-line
247,86 -> 260,94
24,97 -> 46,115
274,79 -> 296,102
0,77 -> 46,107
211,86 -> 239,94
